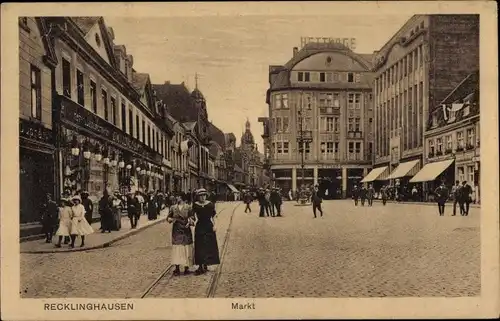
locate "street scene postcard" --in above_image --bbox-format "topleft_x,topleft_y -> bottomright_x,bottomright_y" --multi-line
1,1 -> 499,320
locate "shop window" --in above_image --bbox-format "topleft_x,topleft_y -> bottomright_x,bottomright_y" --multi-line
76,69 -> 84,106
30,65 -> 41,120
102,89 -> 108,121
62,58 -> 71,98
90,81 -> 97,113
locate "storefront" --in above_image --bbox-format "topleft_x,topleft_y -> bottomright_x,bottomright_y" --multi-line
360,166 -> 390,191
55,95 -> 163,214
318,168 -> 342,199
19,119 -> 56,224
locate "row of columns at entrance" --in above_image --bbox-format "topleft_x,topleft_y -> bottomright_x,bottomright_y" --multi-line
290,167 -> 369,193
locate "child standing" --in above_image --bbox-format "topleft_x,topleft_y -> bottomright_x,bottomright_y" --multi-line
54,197 -> 73,248
70,195 -> 94,248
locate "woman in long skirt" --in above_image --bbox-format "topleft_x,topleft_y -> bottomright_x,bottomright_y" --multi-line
148,192 -> 158,220
192,188 -> 220,275
167,193 -> 195,276
98,192 -> 113,233
70,195 -> 94,248
55,197 -> 73,248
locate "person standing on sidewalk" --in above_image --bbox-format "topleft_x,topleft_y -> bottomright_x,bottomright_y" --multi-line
111,192 -> 123,231
167,194 -> 195,276
311,185 -> 323,218
147,191 -> 158,220
264,189 -> 273,217
352,185 -> 360,206
360,186 -> 367,206
257,188 -> 267,217
98,191 -> 113,233
192,188 -> 220,275
381,185 -> 388,206
41,193 -> 58,243
434,181 -> 449,216
54,197 -> 73,248
69,195 -> 94,248
243,190 -> 253,213
367,184 -> 375,207
460,180 -> 473,216
451,180 -> 463,216
81,192 -> 94,226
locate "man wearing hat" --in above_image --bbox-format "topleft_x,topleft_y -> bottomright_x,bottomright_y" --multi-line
270,187 -> 282,217
311,185 -> 323,218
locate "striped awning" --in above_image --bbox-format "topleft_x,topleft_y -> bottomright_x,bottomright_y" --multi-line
361,166 -> 389,183
226,184 -> 239,193
387,160 -> 421,180
410,159 -> 455,183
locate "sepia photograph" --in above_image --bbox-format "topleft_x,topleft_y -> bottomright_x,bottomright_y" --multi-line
1,2 -> 498,320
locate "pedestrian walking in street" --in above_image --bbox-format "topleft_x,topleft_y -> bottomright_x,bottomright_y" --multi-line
81,191 -> 94,225
360,186 -> 367,206
167,194 -> 195,276
41,193 -> 58,243
381,186 -> 388,206
264,189 -> 273,217
98,191 -> 113,233
434,181 -> 449,216
257,188 -> 268,217
69,195 -> 94,248
367,184 -> 375,206
311,185 -> 323,218
271,188 -> 283,217
127,192 -> 141,229
243,191 -> 253,213
460,180 -> 473,216
352,185 -> 360,206
54,197 -> 73,248
192,188 -> 220,275
451,180 -> 462,216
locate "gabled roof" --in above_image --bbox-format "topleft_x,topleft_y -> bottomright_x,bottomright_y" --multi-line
152,82 -> 197,122
132,72 -> 150,95
71,17 -> 100,34
208,122 -> 225,149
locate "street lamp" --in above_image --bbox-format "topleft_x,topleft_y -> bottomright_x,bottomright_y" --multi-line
296,91 -> 312,191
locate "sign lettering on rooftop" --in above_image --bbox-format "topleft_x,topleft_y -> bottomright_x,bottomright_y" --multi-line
300,37 -> 357,50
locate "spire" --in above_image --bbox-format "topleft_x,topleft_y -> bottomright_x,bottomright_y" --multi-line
245,117 -> 251,130
195,72 -> 199,90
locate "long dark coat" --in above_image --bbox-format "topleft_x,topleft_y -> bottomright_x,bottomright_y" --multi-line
98,196 -> 114,231
41,200 -> 58,234
193,201 -> 220,266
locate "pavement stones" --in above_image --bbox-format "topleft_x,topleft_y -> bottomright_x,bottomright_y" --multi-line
20,202 -> 240,298
214,200 -> 480,298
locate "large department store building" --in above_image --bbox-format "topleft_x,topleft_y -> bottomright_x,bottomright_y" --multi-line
265,42 -> 375,198
364,14 -> 479,191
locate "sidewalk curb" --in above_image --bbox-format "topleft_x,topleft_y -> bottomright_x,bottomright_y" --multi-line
372,199 -> 481,208
21,216 -> 169,254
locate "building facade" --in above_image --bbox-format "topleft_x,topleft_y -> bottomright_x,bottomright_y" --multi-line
410,71 -> 480,200
19,17 -> 57,225
35,17 -> 174,220
370,14 -> 479,189
266,42 -> 375,198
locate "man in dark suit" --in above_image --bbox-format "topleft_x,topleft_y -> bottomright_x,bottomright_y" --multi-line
434,181 -> 449,216
257,188 -> 267,217
270,188 -> 283,217
352,185 -> 360,206
310,185 -> 323,218
451,180 -> 462,216
460,180 -> 473,216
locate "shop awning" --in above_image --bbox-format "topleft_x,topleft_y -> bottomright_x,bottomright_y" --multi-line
409,159 -> 455,183
387,160 -> 421,180
226,184 -> 239,193
361,166 -> 389,183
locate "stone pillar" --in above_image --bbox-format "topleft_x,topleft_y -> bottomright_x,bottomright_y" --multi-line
292,167 -> 297,192
313,166 -> 318,186
342,166 -> 347,198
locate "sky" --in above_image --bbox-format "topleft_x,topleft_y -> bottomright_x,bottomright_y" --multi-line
104,13 -> 412,151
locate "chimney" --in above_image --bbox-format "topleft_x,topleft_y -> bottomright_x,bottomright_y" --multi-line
293,47 -> 298,56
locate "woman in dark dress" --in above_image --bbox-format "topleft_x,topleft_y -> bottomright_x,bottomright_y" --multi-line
98,191 -> 113,233
147,192 -> 158,220
41,193 -> 58,243
192,188 -> 220,275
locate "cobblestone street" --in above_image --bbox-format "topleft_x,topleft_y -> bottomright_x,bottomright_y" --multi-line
214,200 -> 480,298
20,202 -> 240,298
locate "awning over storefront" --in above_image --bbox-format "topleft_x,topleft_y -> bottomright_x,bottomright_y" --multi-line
361,166 -> 389,183
409,159 -> 455,183
227,184 -> 239,193
387,160 -> 420,180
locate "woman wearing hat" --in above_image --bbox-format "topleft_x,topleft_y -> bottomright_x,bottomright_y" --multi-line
192,188 -> 220,275
167,193 -> 195,276
54,197 -> 73,247
69,195 -> 94,248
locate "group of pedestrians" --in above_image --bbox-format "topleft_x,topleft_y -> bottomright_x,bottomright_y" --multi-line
166,188 -> 220,276
255,187 -> 283,217
351,184 -> 376,207
435,180 -> 473,216
40,193 -> 94,248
